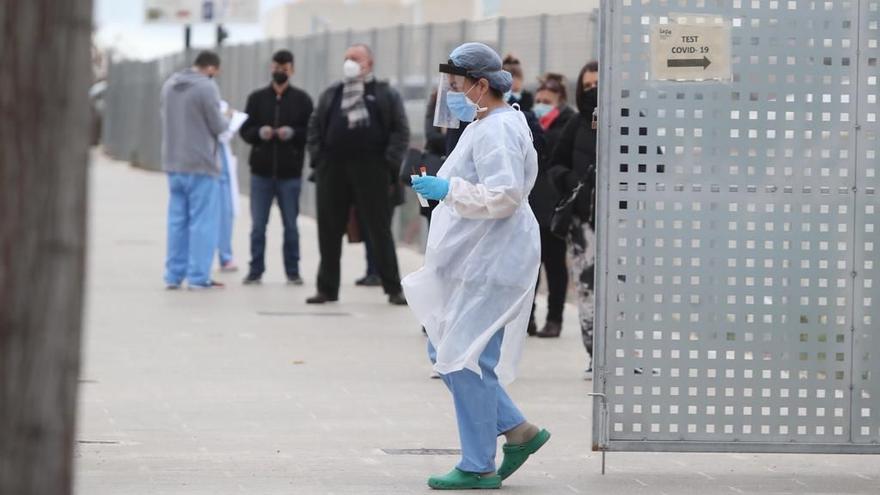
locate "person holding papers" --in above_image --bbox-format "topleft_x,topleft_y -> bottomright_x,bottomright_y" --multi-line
160,51 -> 229,290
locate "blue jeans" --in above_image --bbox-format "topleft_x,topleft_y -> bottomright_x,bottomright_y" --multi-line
217,145 -> 234,265
428,331 -> 527,473
165,172 -> 220,287
249,175 -> 301,278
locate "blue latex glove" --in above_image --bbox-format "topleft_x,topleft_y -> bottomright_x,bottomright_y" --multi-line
412,175 -> 450,201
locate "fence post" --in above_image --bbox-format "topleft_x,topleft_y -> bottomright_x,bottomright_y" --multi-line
397,24 -> 405,87
368,28 -> 378,75
424,23 -> 434,98
324,29 -> 332,93
497,16 -> 507,55
539,14 -> 548,76
459,19 -> 468,43
589,9 -> 600,59
102,59 -> 116,154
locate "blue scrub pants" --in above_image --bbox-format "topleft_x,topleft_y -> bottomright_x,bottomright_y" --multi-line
165,172 -> 221,287
217,146 -> 234,265
248,175 -> 302,278
428,330 -> 527,473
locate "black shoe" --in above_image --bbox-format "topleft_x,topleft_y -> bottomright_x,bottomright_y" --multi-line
306,293 -> 338,304
242,273 -> 262,285
527,320 -> 538,336
388,292 -> 407,306
355,274 -> 382,287
536,320 -> 562,338
287,275 -> 304,286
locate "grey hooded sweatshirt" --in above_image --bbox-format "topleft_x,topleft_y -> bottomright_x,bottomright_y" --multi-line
160,68 -> 228,176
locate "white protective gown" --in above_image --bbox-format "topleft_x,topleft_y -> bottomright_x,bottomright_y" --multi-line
402,107 -> 540,385
218,102 -> 248,217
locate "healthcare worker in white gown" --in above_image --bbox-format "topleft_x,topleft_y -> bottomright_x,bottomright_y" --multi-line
404,42 -> 551,491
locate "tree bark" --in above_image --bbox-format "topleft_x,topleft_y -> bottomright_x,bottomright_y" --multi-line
0,0 -> 93,494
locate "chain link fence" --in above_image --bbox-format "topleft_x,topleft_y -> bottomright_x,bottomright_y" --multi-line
102,12 -> 598,247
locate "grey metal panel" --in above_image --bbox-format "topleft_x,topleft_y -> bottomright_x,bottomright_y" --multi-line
852,0 -> 880,445
504,16 -> 543,82
594,0 -> 877,452
545,12 -> 600,87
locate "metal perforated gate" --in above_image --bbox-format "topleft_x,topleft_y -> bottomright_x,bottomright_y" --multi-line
593,0 -> 880,453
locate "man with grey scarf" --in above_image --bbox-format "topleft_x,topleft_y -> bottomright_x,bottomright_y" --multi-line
306,44 -> 410,305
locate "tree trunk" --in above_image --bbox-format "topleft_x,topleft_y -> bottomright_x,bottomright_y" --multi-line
0,0 -> 93,494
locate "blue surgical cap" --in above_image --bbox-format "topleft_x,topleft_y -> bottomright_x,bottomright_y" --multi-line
448,42 -> 513,93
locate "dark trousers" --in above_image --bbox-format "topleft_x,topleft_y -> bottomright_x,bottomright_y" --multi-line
530,226 -> 569,324
248,175 -> 302,278
316,156 -> 402,297
359,203 -> 394,278
363,227 -> 379,277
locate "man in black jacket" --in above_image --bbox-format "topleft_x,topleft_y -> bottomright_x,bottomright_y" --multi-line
306,44 -> 409,305
239,50 -> 314,285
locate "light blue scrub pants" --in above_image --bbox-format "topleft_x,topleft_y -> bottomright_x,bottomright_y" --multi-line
164,172 -> 220,287
217,145 -> 234,266
428,330 -> 527,473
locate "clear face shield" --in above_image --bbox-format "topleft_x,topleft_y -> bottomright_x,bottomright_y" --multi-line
433,67 -> 470,129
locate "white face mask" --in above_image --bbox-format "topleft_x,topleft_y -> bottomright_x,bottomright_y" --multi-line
343,59 -> 362,79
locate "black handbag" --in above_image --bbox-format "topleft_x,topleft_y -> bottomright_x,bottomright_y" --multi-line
399,148 -> 445,186
549,180 -> 584,240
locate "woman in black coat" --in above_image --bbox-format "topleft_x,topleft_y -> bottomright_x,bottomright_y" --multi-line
528,74 -> 576,338
545,62 -> 599,379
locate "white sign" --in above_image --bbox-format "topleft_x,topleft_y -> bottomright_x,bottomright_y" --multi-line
650,15 -> 731,82
144,0 -> 259,24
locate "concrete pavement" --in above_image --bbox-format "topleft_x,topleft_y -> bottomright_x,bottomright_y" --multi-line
75,153 -> 880,494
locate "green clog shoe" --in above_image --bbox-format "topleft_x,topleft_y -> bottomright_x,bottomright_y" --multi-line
427,468 -> 502,490
497,428 -> 551,480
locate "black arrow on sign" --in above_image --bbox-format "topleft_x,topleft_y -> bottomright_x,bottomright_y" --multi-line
667,56 -> 712,69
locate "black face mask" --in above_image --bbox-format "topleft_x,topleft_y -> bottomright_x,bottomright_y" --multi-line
577,86 -> 598,116
272,71 -> 289,85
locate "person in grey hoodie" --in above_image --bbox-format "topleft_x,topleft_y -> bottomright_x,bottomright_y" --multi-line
161,51 -> 229,290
